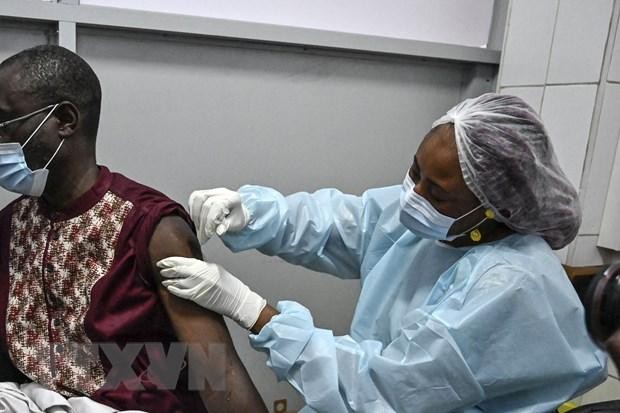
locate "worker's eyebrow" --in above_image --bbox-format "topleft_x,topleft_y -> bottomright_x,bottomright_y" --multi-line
414,155 -> 451,196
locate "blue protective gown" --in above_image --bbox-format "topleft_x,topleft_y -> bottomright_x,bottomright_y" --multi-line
221,185 -> 606,413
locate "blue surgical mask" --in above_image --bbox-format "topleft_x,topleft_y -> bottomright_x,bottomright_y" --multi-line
0,104 -> 63,197
399,174 -> 485,240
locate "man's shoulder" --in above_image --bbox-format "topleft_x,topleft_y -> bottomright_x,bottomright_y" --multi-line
107,169 -> 177,208
103,167 -> 192,230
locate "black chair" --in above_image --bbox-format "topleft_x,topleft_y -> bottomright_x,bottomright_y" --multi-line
584,263 -> 620,348
568,264 -> 620,412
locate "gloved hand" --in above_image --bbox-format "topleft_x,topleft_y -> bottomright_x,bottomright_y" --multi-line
157,257 -> 267,330
188,188 -> 249,244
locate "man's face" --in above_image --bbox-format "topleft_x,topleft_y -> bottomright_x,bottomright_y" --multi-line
0,63 -> 61,170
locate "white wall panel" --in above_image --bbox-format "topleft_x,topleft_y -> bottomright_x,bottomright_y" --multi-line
570,235 -> 620,266
541,85 -> 597,190
500,0 -> 557,86
599,140 -> 620,251
580,84 -> 620,234
547,0 -> 613,84
609,12 -> 620,82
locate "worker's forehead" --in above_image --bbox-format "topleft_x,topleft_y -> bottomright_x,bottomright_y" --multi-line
417,125 -> 458,170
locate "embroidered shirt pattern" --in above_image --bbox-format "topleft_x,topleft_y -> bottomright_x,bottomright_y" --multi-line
7,193 -> 133,396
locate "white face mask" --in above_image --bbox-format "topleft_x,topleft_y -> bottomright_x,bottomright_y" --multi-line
0,104 -> 64,197
399,174 -> 486,241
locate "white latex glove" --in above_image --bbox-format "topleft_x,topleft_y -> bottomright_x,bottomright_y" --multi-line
157,257 -> 266,330
188,188 -> 249,244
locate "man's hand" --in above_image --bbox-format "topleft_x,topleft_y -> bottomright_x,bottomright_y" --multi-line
158,257 -> 266,330
189,188 -> 249,244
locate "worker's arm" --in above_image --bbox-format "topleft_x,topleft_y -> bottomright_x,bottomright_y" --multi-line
247,266 -> 606,412
148,215 -> 266,413
250,305 -> 279,335
220,185 -> 401,279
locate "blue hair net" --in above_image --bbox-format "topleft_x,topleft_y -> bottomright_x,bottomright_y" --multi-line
432,93 -> 580,249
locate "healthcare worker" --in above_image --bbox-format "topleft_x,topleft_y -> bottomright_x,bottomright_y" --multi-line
157,93 -> 606,412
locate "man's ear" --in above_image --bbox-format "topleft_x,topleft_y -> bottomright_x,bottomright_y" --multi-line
55,101 -> 80,138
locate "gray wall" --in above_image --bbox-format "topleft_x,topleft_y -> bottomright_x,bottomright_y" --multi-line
0,19 -> 56,208
1,21 -> 496,410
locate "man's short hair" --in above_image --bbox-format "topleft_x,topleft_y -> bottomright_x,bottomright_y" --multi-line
0,44 -> 102,139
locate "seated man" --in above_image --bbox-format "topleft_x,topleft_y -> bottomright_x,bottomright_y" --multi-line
0,45 -> 266,412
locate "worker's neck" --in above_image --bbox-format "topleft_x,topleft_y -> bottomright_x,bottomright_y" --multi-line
442,222 -> 514,248
41,161 -> 100,211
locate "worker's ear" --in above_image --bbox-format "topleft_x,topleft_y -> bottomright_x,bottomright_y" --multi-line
55,101 -> 80,139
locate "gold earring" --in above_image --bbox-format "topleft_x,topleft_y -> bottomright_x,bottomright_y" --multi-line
470,209 -> 494,242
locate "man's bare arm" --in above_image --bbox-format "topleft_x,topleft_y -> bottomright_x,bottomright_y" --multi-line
148,215 -> 266,412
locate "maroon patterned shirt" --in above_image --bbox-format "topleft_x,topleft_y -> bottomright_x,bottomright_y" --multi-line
0,166 -> 208,413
